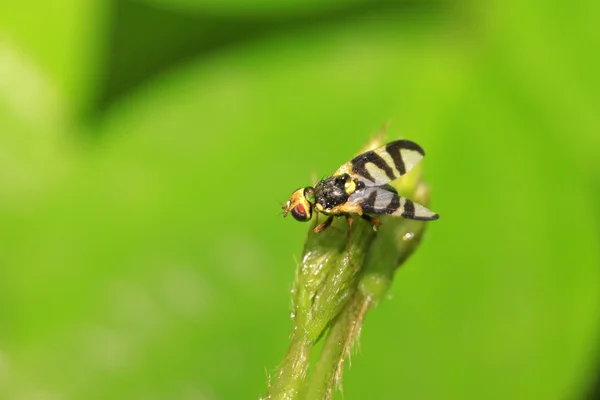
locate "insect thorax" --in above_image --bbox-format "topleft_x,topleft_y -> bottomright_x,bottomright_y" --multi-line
314,176 -> 349,210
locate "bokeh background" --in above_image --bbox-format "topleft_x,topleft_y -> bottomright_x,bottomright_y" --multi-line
1,0 -> 599,399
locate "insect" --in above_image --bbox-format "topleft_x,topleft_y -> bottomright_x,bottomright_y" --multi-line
282,140 -> 439,233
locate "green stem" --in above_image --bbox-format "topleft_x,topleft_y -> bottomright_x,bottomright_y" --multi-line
265,333 -> 313,400
303,183 -> 432,398
304,291 -> 371,400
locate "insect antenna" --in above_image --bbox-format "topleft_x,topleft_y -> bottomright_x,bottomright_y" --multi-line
276,200 -> 289,217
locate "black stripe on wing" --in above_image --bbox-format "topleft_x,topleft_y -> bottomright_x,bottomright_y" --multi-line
350,186 -> 439,220
340,140 -> 426,186
350,151 -> 396,183
358,186 -> 401,215
385,140 -> 424,175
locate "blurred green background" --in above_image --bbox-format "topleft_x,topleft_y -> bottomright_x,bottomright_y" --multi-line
1,0 -> 599,399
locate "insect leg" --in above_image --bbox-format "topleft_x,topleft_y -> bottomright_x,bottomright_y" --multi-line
361,214 -> 382,231
314,216 -> 334,233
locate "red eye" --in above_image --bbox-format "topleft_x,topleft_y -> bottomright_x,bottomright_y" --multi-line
291,204 -> 308,221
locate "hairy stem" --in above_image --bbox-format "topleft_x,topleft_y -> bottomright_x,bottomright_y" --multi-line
265,333 -> 313,400
304,290 -> 370,400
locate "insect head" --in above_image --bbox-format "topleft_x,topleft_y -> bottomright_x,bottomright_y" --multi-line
282,187 -> 315,222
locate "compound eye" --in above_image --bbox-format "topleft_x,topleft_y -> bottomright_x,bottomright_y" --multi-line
291,204 -> 309,221
303,187 -> 315,202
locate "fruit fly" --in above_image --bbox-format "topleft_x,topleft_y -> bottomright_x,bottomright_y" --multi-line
282,140 -> 439,233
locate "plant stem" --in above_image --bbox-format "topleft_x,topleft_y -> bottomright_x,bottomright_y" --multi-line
303,183 -> 433,399
266,214 -> 376,400
303,290 -> 370,400
265,332 -> 313,400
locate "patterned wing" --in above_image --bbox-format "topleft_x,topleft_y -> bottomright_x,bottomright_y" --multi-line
348,185 -> 439,220
335,140 -> 426,186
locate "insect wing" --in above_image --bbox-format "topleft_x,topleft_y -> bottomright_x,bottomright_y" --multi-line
335,140 -> 425,186
348,186 -> 439,221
